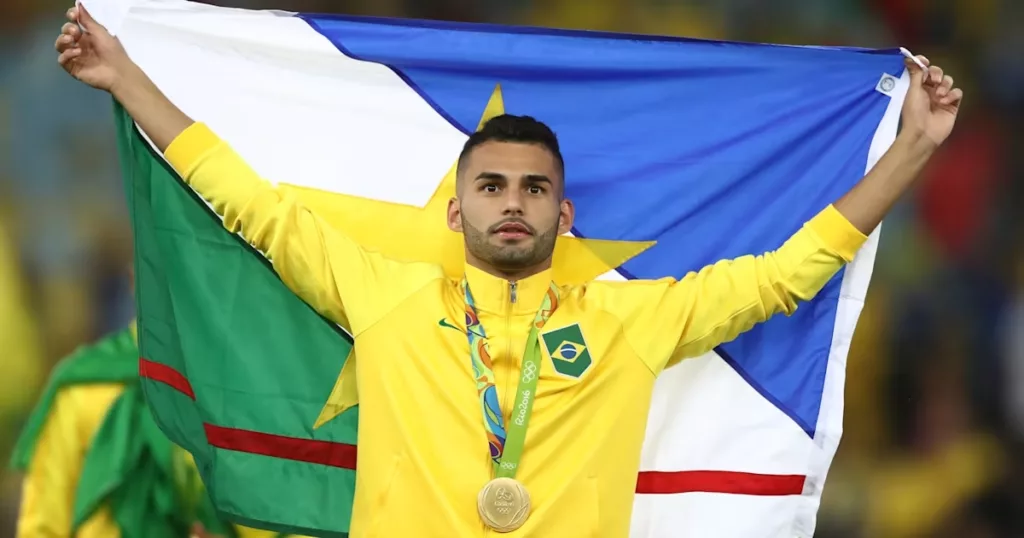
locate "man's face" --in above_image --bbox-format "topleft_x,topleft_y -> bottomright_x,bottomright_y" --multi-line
448,141 -> 574,276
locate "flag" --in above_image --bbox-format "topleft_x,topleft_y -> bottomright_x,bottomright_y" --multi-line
92,0 -> 909,535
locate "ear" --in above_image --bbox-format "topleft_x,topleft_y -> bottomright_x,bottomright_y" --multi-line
557,198 -> 575,235
447,197 -> 463,232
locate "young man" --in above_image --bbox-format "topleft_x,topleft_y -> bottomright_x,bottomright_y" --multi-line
55,5 -> 962,537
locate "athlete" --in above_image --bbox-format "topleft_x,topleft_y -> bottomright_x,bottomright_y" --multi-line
55,4 -> 962,537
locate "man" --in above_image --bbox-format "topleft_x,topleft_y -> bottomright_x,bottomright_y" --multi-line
55,4 -> 962,537
10,272 -> 295,538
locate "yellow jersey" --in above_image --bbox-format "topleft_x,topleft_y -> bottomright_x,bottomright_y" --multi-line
166,122 -> 866,537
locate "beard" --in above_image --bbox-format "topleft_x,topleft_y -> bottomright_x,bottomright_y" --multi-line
462,216 -> 558,274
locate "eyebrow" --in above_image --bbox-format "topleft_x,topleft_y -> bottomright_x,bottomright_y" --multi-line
474,172 -> 506,183
474,172 -> 553,186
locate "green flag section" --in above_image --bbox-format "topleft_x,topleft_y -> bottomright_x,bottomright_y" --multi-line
115,102 -> 359,537
76,382 -> 241,538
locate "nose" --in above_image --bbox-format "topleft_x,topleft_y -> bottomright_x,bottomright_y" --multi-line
502,188 -> 524,216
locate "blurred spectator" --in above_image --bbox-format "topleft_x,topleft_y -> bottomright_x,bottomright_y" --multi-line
0,216 -> 43,449
1002,249 -> 1024,440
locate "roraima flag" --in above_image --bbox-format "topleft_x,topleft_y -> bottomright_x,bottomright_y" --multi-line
90,0 -> 908,535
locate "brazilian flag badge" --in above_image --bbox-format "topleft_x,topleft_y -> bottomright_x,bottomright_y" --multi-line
541,323 -> 593,378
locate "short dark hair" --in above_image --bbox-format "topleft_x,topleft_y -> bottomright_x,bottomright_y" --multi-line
457,114 -> 565,181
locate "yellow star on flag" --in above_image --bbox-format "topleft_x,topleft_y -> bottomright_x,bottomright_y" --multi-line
282,84 -> 655,285
300,84 -> 655,429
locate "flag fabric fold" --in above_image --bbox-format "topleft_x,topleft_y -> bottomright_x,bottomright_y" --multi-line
91,0 -> 908,535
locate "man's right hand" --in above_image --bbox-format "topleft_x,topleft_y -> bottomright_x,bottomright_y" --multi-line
55,2 -> 195,152
56,4 -> 133,93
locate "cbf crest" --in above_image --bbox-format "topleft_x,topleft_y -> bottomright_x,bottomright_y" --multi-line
540,323 -> 593,378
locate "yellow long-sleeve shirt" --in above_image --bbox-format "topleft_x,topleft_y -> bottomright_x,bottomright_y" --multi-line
17,384 -> 124,538
166,122 -> 867,537
15,382 -> 289,538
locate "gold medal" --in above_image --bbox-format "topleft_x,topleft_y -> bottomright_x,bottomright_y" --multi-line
477,477 -> 531,533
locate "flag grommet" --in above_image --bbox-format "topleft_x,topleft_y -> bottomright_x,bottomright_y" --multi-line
876,74 -> 898,95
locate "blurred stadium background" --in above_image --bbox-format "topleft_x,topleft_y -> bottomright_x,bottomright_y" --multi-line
0,0 -> 1021,536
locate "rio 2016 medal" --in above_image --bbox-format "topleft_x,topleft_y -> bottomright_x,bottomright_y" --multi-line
477,477 -> 531,532
464,281 -> 555,532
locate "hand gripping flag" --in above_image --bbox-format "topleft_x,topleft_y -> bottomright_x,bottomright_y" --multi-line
90,0 -> 909,535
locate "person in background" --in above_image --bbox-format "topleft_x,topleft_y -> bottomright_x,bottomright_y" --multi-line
9,266 -> 304,538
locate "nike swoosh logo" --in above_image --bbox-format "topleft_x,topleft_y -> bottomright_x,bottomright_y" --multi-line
438,318 -> 463,332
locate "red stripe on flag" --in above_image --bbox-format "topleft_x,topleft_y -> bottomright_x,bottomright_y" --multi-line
195,426 -> 799,496
204,424 -> 358,470
137,359 -> 802,493
139,358 -> 196,400
635,470 -> 805,496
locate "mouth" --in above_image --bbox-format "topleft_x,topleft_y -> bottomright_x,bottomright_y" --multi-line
492,221 -> 533,240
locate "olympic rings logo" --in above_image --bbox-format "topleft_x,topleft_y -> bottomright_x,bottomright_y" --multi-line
521,361 -> 538,383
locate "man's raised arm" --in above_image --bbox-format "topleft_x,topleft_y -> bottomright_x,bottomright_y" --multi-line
618,55 -> 963,374
56,4 -> 404,334
833,55 -> 962,234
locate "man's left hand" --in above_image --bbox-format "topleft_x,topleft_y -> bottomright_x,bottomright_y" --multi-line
900,55 -> 964,149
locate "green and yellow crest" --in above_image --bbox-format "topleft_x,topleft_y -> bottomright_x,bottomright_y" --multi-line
541,324 -> 593,378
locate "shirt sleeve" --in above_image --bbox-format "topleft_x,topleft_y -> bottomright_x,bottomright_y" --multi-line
163,123 -> 432,336
613,205 -> 867,375
16,385 -> 123,538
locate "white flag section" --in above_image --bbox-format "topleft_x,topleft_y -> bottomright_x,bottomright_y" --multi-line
84,0 -> 908,535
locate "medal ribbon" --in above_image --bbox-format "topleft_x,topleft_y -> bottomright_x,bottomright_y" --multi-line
463,278 -> 559,478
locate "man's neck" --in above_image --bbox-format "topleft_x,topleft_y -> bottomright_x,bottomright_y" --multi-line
465,257 -> 552,282
463,258 -> 554,314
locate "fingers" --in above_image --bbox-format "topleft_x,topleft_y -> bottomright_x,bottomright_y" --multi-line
925,65 -> 944,86
61,21 -> 81,37
56,7 -> 84,67
78,3 -> 99,31
55,34 -> 77,54
58,47 -> 82,68
940,87 -> 963,107
902,52 -> 964,108
903,54 -> 930,71
903,54 -> 947,90
66,3 -> 102,33
904,54 -> 930,85
55,22 -> 81,52
55,34 -> 71,53
906,59 -> 924,85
